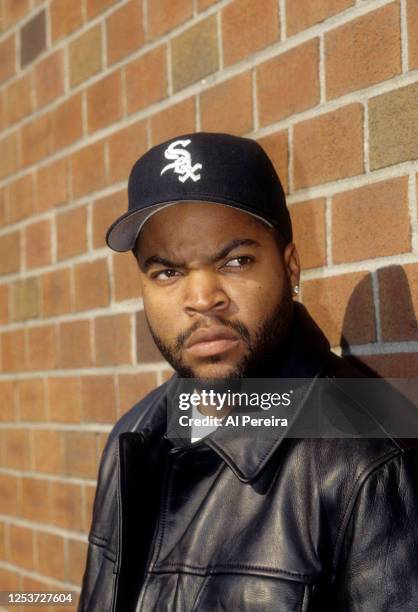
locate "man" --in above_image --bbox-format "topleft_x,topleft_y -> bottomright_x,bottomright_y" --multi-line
79,133 -> 418,611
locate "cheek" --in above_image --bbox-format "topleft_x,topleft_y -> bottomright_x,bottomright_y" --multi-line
229,278 -> 282,323
141,283 -> 181,338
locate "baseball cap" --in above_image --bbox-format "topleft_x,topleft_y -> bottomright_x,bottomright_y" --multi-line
106,132 -> 292,252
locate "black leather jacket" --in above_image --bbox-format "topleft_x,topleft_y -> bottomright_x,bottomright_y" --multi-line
79,304 -> 418,611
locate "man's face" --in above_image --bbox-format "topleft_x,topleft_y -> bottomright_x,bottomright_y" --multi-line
135,202 -> 300,379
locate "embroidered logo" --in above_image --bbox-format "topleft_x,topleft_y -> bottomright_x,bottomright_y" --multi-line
160,139 -> 202,183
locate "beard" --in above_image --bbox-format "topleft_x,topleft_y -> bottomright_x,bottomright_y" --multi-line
146,276 -> 295,380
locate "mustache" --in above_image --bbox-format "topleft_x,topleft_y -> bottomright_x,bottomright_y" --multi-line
174,317 -> 251,352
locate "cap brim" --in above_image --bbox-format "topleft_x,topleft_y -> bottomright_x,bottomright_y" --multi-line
106,200 -> 274,252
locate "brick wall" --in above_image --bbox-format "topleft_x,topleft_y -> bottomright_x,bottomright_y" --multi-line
0,0 -> 417,604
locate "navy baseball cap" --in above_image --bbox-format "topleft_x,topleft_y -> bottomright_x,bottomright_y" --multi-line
106,132 -> 292,252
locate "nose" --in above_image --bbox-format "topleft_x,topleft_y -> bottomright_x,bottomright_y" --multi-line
183,269 -> 230,316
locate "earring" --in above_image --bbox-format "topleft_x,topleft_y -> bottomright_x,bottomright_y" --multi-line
293,285 -> 299,295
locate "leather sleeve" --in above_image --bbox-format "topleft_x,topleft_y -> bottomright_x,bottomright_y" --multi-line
334,448 -> 418,611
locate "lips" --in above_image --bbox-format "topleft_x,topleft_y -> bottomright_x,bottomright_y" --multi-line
185,325 -> 241,358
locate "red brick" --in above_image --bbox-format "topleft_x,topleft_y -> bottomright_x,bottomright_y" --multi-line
74,259 -> 110,311
150,98 -> 195,146
147,0 -> 193,39
303,271 -> 375,347
27,325 -> 57,371
64,431 -> 98,478
41,268 -> 72,317
32,429 -> 64,474
51,0 -> 83,42
0,90 -> 5,132
34,49 -> 65,109
0,474 -> 19,515
59,319 -> 92,368
57,205 -> 88,261
71,141 -> 106,198
171,16 -> 219,92
12,277 -> 40,321
47,377 -> 82,423
404,261 -> 418,320
1,329 -> 26,372
69,25 -> 102,87
2,0 -> 30,27
369,82 -> 418,170
50,481 -> 83,530
68,540 -> 88,584
0,380 -> 16,421
286,0 -> 354,36
332,178 -> 410,263
378,264 -> 418,343
290,198 -> 326,269
293,104 -> 363,189
9,525 -> 34,570
87,70 -> 123,134
93,190 -> 126,249
201,72 -> 253,135
107,121 -> 148,184
0,185 -> 7,226
0,522 -> 5,559
361,353 -> 418,378
3,427 -> 31,470
16,9 -> 36,61
7,172 -> 35,222
258,39 -> 320,126
106,0 -> 144,64
0,230 -> 20,275
18,378 -> 47,421
0,34 -> 16,83
20,9 -> 47,68
21,114 -> 53,167
0,131 -> 19,178
113,252 -> 142,301
36,157 -> 69,212
5,72 -> 33,125
25,219 -> 52,269
86,0 -> 120,19
21,477 -> 51,522
81,376 -> 117,423
51,93 -> 83,153
408,0 -> 418,69
95,313 -> 132,365
0,283 -> 9,324
37,532 -> 65,580
125,46 -> 167,114
118,372 -> 157,415
257,131 -> 288,194
222,0 -> 279,66
0,569 -> 19,590
326,4 -> 401,100
136,310 -> 164,362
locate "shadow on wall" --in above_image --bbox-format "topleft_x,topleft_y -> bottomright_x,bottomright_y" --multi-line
339,266 -> 418,450
340,265 -> 418,376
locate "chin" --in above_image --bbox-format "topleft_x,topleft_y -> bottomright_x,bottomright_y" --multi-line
191,360 -> 242,380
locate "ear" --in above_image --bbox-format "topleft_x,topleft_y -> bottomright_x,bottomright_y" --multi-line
283,242 -> 301,291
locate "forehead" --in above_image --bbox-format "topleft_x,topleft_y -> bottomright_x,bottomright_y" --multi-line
136,201 -> 272,255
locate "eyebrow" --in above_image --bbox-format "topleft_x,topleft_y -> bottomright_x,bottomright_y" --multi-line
140,238 -> 261,272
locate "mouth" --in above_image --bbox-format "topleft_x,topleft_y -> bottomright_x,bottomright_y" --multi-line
184,325 -> 241,358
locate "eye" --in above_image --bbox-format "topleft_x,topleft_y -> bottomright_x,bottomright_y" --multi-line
223,256 -> 254,268
151,269 -> 181,281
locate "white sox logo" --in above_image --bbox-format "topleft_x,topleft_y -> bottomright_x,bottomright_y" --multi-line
160,139 -> 202,183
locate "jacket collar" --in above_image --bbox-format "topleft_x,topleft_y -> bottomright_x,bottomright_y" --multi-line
156,303 -> 332,483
